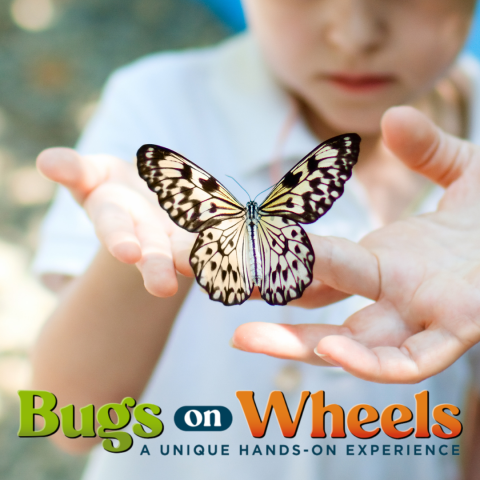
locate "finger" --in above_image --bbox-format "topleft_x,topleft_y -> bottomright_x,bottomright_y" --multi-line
246,280 -> 349,306
134,204 -> 179,297
36,148 -> 121,204
382,106 -> 478,187
309,235 -> 380,300
288,280 -> 350,308
315,304 -> 467,383
315,332 -> 464,384
84,184 -> 147,263
93,201 -> 142,264
248,288 -> 262,300
86,183 -> 179,297
249,235 -> 378,304
169,227 -> 196,277
231,322 -> 349,366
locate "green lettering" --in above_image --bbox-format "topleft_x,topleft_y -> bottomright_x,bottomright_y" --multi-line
60,404 -> 96,438
97,397 -> 136,453
17,390 -> 59,437
133,403 -> 163,438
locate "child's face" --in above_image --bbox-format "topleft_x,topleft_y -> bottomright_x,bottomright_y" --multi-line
242,0 -> 475,136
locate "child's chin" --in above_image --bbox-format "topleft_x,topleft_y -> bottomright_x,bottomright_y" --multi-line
320,108 -> 386,137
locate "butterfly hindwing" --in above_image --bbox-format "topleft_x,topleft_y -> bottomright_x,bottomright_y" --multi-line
190,215 -> 254,305
137,144 -> 245,233
259,134 -> 360,224
257,216 -> 314,305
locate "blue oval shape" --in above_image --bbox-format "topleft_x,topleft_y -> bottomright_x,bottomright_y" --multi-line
174,406 -> 233,431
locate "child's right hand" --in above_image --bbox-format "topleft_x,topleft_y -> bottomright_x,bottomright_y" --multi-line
36,148 -> 195,297
231,107 -> 480,384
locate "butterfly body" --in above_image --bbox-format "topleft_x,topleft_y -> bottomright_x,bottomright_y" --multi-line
245,200 -> 262,286
137,133 -> 360,307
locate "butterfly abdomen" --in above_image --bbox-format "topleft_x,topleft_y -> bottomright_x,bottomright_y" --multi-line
246,201 -> 262,286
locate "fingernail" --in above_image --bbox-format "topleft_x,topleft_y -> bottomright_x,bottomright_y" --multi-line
314,347 -> 341,367
313,347 -> 326,357
229,338 -> 239,349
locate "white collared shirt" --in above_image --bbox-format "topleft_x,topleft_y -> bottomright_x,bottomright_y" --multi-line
34,34 -> 480,480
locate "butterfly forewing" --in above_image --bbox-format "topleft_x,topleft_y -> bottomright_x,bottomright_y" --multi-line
137,144 -> 245,232
257,216 -> 314,305
190,215 -> 254,305
259,134 -> 360,224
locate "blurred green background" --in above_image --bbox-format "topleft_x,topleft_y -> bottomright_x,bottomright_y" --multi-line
0,0 -> 231,249
0,0 -> 229,478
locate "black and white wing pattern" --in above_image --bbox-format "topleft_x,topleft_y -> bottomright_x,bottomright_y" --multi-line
137,145 -> 244,232
259,133 -> 360,223
137,144 -> 252,305
190,216 -> 254,306
254,133 -> 360,305
137,133 -> 360,307
256,216 -> 314,305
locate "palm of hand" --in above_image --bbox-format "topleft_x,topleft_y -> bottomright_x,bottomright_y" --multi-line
352,207 -> 480,381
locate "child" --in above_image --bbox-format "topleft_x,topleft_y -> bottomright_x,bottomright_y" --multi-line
33,0 -> 480,478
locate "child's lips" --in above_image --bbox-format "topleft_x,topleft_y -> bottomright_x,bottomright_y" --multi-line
324,73 -> 396,93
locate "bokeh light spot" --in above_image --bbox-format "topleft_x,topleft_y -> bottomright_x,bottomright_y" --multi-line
30,58 -> 71,91
9,167 -> 55,205
0,357 -> 31,396
10,0 -> 56,32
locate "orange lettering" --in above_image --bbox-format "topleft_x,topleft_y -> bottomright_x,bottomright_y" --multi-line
236,391 -> 310,438
415,390 -> 430,438
347,404 -> 380,439
432,404 -> 463,439
311,391 -> 346,438
381,404 -> 414,439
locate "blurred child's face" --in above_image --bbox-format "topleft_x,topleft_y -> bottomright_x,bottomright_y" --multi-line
242,0 -> 475,136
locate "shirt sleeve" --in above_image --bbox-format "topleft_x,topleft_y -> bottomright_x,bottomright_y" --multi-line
31,186 -> 99,277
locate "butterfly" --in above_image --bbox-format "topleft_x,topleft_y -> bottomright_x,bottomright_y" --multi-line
137,133 -> 360,306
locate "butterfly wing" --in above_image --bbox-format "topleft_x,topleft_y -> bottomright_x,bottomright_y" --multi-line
137,144 -> 252,305
257,216 -> 314,305
190,215 -> 254,306
255,134 -> 360,305
137,144 -> 245,233
259,133 -> 360,223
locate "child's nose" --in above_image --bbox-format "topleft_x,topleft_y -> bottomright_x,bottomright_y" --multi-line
323,0 -> 386,56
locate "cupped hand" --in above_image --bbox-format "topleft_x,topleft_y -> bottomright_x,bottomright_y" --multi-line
36,149 -> 195,296
232,106 -> 480,384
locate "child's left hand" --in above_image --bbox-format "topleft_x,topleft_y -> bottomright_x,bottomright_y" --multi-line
232,106 -> 480,384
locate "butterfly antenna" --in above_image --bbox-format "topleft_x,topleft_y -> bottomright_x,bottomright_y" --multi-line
225,175 -> 251,201
253,184 -> 275,202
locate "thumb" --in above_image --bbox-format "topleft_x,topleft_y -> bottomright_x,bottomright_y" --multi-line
381,106 -> 478,187
36,147 -> 116,204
